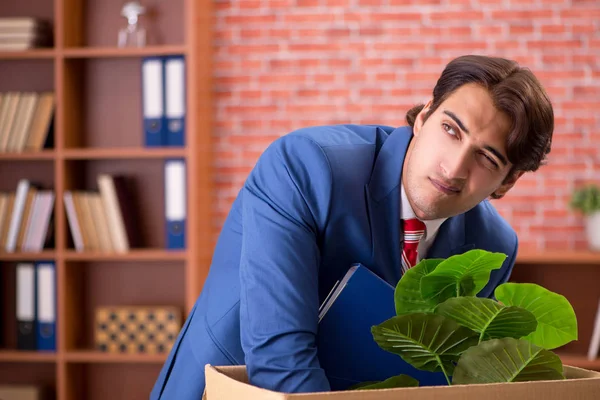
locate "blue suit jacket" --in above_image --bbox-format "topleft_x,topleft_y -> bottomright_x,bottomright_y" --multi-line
150,125 -> 518,399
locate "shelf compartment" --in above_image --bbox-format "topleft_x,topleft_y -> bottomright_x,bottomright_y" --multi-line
62,0 -> 184,48
65,362 -> 161,400
0,2 -> 55,61
65,350 -> 166,363
62,148 -> 186,160
0,362 -> 56,397
64,249 -> 186,262
62,46 -> 187,58
62,57 -> 186,149
0,59 -> 54,93
63,159 -> 177,249
63,261 -> 186,352
0,160 -> 55,192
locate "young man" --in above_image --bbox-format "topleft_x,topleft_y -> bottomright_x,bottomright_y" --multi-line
151,54 -> 554,398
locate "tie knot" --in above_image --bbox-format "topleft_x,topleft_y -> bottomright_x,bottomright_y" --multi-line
403,218 -> 426,241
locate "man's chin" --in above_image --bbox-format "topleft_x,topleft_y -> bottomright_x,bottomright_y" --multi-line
411,203 -> 444,220
412,198 -> 457,220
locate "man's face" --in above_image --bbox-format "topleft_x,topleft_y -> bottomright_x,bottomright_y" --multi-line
403,82 -> 523,220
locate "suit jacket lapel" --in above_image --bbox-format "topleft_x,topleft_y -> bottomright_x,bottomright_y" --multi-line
426,213 -> 475,259
364,126 -> 411,284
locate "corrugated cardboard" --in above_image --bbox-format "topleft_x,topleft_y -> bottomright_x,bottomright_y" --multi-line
204,364 -> 600,399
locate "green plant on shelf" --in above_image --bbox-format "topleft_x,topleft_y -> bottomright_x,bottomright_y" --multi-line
352,249 -> 578,390
569,183 -> 600,215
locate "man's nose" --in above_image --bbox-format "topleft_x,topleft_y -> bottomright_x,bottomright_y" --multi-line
441,148 -> 470,181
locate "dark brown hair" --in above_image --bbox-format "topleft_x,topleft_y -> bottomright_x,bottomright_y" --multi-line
406,54 -> 554,187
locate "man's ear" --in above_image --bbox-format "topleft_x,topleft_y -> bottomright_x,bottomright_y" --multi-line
491,170 -> 525,199
413,99 -> 433,136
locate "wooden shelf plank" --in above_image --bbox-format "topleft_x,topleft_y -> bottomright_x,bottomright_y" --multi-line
0,251 -> 56,261
516,250 -> 600,264
0,49 -> 56,59
65,351 -> 166,363
0,350 -> 57,362
0,150 -> 56,160
558,353 -> 600,370
62,147 -> 186,160
64,249 -> 187,261
62,46 -> 187,59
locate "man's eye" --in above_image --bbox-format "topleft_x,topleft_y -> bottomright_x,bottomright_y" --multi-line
483,153 -> 499,169
442,123 -> 456,136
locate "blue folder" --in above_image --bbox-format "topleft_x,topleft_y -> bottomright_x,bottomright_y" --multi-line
316,264 -> 448,391
36,261 -> 56,351
141,56 -> 167,147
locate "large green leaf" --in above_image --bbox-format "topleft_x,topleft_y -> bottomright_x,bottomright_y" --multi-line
348,374 -> 419,390
371,313 -> 479,377
452,337 -> 565,384
420,250 -> 507,303
395,258 -> 444,315
494,283 -> 577,349
435,297 -> 537,342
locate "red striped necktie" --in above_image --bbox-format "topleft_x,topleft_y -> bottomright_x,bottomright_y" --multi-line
401,218 -> 426,273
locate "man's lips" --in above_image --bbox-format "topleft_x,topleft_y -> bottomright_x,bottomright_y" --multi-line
429,178 -> 461,195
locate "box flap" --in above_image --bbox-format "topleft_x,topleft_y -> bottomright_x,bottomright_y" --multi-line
564,365 -> 600,379
205,365 -> 285,400
205,364 -> 600,400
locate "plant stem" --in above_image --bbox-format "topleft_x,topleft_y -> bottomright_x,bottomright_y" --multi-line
436,355 -> 452,385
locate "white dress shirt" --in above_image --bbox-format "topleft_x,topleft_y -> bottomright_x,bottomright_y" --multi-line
400,181 -> 447,262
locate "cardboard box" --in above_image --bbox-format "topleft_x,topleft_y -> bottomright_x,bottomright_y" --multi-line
204,364 -> 600,399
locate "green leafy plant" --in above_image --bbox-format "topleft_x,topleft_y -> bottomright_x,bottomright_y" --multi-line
357,249 -> 578,390
570,184 -> 600,215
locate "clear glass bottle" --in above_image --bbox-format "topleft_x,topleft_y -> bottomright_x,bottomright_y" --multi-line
118,1 -> 147,48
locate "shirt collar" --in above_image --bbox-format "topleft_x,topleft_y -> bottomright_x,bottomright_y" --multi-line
400,179 -> 447,241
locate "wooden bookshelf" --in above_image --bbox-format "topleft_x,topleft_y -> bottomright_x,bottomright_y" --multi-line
0,0 -> 213,399
62,147 -> 187,159
64,351 -> 166,364
0,150 -> 56,160
0,49 -> 56,59
63,249 -> 187,262
511,249 -> 600,372
558,353 -> 600,371
517,249 -> 600,264
0,251 -> 56,261
62,45 -> 187,58
0,351 -> 57,362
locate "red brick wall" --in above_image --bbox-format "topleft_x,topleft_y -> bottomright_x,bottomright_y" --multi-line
213,0 -> 600,252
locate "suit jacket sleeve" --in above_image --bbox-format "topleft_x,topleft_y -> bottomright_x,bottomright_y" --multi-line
482,231 -> 519,299
494,235 -> 519,292
239,134 -> 333,393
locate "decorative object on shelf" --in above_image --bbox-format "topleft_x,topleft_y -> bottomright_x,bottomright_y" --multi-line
94,306 -> 181,354
117,1 -> 147,48
569,183 -> 600,251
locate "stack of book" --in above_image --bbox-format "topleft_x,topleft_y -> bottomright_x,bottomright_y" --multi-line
0,179 -> 55,253
0,91 -> 55,152
0,17 -> 53,51
64,174 -> 141,253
